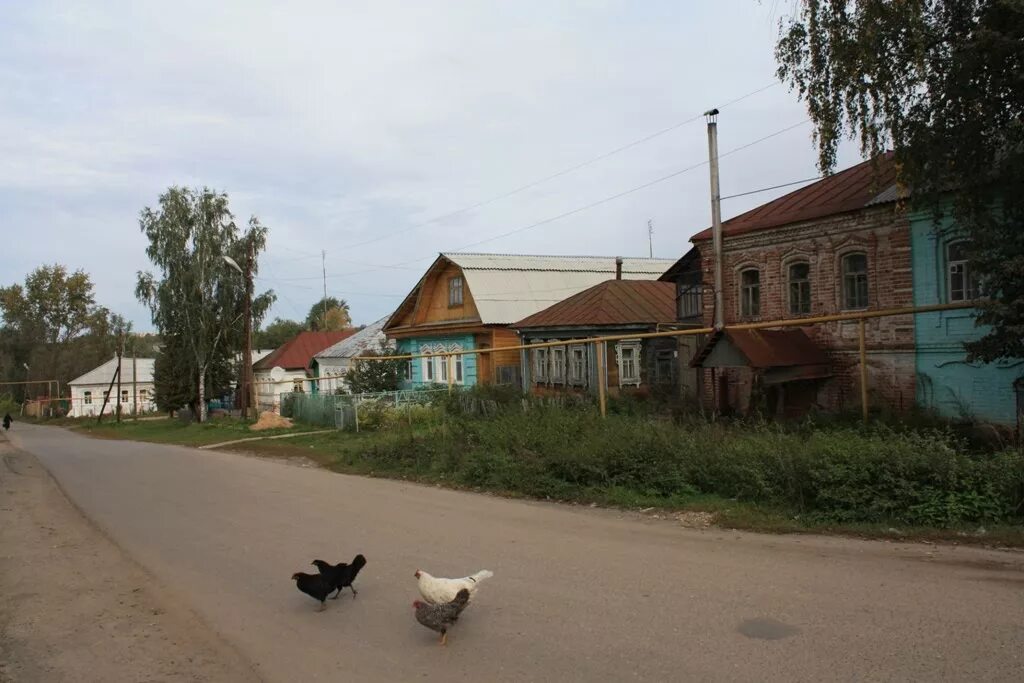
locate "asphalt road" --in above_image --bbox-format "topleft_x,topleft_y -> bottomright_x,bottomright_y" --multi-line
10,424 -> 1024,682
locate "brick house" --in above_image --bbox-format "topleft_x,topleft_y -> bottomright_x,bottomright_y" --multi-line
688,154 -> 914,415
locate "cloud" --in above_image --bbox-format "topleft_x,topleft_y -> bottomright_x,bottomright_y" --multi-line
0,0 -> 862,330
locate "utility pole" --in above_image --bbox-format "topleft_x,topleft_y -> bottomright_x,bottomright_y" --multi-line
705,109 -> 725,330
244,241 -> 256,420
321,249 -> 328,329
132,340 -> 137,420
115,334 -> 123,423
647,219 -> 654,258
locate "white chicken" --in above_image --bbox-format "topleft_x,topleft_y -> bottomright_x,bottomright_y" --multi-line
414,568 -> 494,604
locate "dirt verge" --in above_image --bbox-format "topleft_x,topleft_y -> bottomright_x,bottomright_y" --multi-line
0,437 -> 260,682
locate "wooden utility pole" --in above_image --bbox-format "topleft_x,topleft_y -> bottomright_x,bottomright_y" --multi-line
596,341 -> 607,418
115,340 -> 123,424
132,344 -> 138,420
97,361 -> 120,424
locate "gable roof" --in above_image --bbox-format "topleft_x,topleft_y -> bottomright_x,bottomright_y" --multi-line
691,153 -> 899,241
691,328 -> 830,368
253,330 -> 354,372
314,316 -> 392,360
69,357 -> 156,386
385,253 -> 676,329
513,280 -> 676,329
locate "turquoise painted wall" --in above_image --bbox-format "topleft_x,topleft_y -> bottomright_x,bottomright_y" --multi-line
397,334 -> 478,389
911,213 -> 1022,424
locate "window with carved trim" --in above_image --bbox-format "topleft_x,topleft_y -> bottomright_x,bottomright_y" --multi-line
616,341 -> 642,387
947,241 -> 979,302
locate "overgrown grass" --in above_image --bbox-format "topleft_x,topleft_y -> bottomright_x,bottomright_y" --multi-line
69,416 -> 305,446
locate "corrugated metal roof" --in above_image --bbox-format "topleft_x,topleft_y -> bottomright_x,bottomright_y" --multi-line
692,154 -> 898,241
253,330 -> 354,372
513,280 -> 676,329
69,357 -> 156,386
692,328 -> 829,368
442,253 -> 675,325
314,316 -> 393,359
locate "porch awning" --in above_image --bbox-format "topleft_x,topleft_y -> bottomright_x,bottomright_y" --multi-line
690,328 -> 831,384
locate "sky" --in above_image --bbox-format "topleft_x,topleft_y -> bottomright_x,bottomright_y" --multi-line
0,0 -> 863,332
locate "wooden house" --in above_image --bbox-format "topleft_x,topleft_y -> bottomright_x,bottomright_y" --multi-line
384,253 -> 675,388
512,278 -> 690,397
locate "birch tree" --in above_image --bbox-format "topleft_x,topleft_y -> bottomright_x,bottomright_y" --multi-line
136,187 -> 273,422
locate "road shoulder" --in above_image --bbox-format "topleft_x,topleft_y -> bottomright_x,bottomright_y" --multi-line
0,437 -> 260,683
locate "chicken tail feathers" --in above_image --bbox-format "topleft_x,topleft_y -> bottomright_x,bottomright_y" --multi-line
469,569 -> 494,584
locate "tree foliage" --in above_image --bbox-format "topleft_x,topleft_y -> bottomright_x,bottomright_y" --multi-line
136,187 -> 274,421
776,0 -> 1024,360
306,296 -> 351,331
254,317 -> 304,350
0,265 -> 128,403
344,343 -> 403,394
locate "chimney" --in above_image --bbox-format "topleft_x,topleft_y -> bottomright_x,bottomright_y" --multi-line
615,256 -> 623,280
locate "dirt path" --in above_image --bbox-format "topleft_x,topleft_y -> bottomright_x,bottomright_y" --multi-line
0,436 -> 259,682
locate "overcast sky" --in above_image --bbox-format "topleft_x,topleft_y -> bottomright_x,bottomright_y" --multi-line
0,1 -> 863,331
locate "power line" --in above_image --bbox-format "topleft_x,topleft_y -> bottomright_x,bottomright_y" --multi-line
330,82 -> 780,253
270,118 -> 810,284
720,175 -> 823,201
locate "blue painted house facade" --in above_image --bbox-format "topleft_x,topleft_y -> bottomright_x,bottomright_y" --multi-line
911,211 -> 1023,424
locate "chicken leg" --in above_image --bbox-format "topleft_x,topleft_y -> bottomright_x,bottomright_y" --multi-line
440,631 -> 448,646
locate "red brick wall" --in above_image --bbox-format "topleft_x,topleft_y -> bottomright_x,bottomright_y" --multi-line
695,205 -> 916,413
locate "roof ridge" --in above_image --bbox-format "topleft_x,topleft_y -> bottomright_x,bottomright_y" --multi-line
443,251 -> 675,261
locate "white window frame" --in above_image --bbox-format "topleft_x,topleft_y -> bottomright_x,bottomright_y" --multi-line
615,341 -> 642,387
83,391 -> 92,405
533,346 -> 549,383
569,344 -> 586,386
946,240 -> 978,302
551,345 -> 566,384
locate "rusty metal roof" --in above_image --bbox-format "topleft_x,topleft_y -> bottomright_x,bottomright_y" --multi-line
512,280 -> 676,329
253,330 -> 355,372
692,153 -> 898,241
691,328 -> 829,368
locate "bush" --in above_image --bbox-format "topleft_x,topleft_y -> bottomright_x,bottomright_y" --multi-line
352,408 -> 1024,527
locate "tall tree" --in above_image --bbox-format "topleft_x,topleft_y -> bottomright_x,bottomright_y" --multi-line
776,0 -> 1024,360
306,296 -> 351,331
254,317 -> 304,349
136,187 -> 274,422
343,343 -> 403,394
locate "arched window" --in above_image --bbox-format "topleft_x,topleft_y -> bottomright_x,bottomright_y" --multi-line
788,262 -> 811,315
947,241 -> 979,301
841,253 -> 869,309
739,268 -> 760,317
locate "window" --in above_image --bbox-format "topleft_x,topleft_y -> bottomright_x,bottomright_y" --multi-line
404,359 -> 413,381
139,389 -> 148,401
842,253 -> 869,309
788,262 -> 811,315
616,341 -> 641,387
448,276 -> 464,307
655,349 -> 675,385
120,390 -> 129,403
740,269 -> 760,318
947,241 -> 979,302
551,346 -> 566,383
569,345 -> 586,385
454,354 -> 463,383
533,347 -> 548,382
83,391 -> 92,405
292,379 -> 304,393
102,390 -> 109,402
423,352 -> 434,382
677,283 -> 702,319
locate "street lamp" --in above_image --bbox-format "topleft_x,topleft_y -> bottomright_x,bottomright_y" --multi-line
224,252 -> 256,420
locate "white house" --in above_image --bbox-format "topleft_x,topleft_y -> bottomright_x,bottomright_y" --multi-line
253,330 -> 354,411
68,356 -> 157,418
312,316 -> 393,394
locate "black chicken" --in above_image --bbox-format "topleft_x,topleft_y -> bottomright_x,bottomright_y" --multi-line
413,588 -> 470,645
312,554 -> 367,599
2,413 -> 11,431
291,572 -> 335,611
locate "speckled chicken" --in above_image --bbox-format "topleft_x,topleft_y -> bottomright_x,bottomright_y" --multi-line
413,588 -> 470,645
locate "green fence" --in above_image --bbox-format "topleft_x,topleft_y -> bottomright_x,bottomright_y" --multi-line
280,389 -> 446,429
